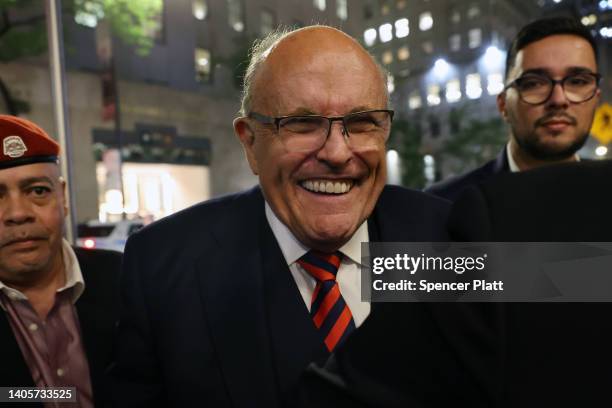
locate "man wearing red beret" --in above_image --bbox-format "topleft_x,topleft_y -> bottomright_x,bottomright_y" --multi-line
0,115 -> 121,407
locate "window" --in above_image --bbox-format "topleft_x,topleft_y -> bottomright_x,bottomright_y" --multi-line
364,3 -> 374,19
74,0 -> 104,27
364,28 -> 377,46
445,79 -> 462,103
380,0 -> 390,15
379,23 -> 393,42
227,0 -> 244,31
382,50 -> 394,65
468,28 -> 482,48
397,46 -> 410,60
427,84 -> 441,106
467,5 -> 481,19
260,9 -> 275,36
450,10 -> 460,24
336,0 -> 348,20
314,0 -> 326,11
422,41 -> 433,54
487,73 -> 504,95
409,90 -> 422,109
195,48 -> 212,82
193,0 -> 208,20
466,73 -> 482,99
429,115 -> 440,138
449,34 -> 461,51
396,0 -> 407,9
387,74 -> 395,93
419,12 -> 433,31
395,18 -> 409,38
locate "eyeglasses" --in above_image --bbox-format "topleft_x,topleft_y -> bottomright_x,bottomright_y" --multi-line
504,72 -> 601,105
247,110 -> 394,152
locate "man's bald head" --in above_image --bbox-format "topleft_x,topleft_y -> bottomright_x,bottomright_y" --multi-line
239,25 -> 388,116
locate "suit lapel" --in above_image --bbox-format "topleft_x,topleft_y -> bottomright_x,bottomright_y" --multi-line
0,311 -> 35,387
195,191 -> 280,408
258,218 -> 328,401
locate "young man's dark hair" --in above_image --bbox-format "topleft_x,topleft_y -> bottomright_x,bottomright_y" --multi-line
505,17 -> 598,80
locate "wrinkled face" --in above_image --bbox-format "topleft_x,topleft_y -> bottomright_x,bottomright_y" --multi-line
0,163 -> 66,286
498,34 -> 599,160
235,29 -> 388,252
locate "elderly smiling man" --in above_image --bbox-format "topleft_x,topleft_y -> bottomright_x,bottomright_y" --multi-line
113,25 -> 450,407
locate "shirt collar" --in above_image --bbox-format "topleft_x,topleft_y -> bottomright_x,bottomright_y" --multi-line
265,202 -> 369,266
506,142 -> 580,173
0,239 -> 85,307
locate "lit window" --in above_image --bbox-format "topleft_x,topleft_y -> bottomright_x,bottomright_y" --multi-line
397,46 -> 410,60
379,23 -> 393,43
395,18 -> 409,38
409,91 -> 422,109
382,50 -> 394,65
396,0 -> 407,9
427,84 -> 441,106
487,73 -> 504,95
445,79 -> 462,103
74,0 -> 104,28
466,73 -> 482,99
314,0 -> 326,11
195,48 -> 212,82
468,28 -> 482,48
467,5 -> 480,18
419,12 -> 433,31
336,0 -> 348,20
449,34 -> 461,51
422,41 -> 434,54
227,0 -> 244,31
450,10 -> 460,24
260,9 -> 275,36
387,74 -> 395,93
193,0 -> 208,20
364,28 -> 377,46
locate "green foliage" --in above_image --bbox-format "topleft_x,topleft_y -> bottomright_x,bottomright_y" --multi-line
390,118 -> 426,189
441,107 -> 507,175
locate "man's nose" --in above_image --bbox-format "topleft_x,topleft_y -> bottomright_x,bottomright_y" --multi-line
545,81 -> 570,109
315,121 -> 352,167
2,195 -> 35,226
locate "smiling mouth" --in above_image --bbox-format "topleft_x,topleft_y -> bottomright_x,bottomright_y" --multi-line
300,179 -> 354,194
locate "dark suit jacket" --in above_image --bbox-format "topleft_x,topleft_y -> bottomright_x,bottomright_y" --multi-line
425,147 -> 509,202
112,185 -> 451,407
300,160 -> 612,407
0,247 -> 122,408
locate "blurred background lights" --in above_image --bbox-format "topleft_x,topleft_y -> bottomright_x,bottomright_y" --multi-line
364,28 -> 377,46
595,146 -> 608,157
433,58 -> 450,79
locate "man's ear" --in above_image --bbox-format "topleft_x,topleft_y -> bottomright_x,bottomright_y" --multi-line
234,117 -> 259,175
497,92 -> 509,122
59,177 -> 68,217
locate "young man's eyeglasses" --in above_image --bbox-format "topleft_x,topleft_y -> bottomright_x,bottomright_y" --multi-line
247,110 -> 394,153
504,72 -> 601,105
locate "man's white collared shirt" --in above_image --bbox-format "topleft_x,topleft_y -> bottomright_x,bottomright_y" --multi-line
265,203 -> 371,327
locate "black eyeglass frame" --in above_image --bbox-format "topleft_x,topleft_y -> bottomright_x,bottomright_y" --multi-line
247,109 -> 395,137
503,72 -> 602,105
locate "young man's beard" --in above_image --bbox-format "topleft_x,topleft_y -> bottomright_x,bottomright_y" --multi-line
514,129 -> 589,161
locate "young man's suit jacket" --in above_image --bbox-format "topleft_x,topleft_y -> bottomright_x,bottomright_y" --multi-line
112,185 -> 451,407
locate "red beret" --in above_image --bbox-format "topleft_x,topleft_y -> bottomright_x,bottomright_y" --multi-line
0,115 -> 59,170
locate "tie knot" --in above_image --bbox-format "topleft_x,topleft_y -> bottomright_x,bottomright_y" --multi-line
297,251 -> 343,282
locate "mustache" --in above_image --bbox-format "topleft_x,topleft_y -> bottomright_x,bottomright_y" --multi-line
535,112 -> 577,127
0,229 -> 48,248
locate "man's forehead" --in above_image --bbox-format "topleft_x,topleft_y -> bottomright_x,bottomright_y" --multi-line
512,34 -> 596,75
0,163 -> 60,184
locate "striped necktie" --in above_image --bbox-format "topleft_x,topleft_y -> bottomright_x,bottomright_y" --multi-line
297,250 -> 356,352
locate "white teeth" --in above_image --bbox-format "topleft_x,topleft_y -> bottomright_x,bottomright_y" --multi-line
301,180 -> 353,194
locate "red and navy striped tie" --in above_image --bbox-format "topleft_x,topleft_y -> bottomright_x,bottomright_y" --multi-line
297,251 -> 356,352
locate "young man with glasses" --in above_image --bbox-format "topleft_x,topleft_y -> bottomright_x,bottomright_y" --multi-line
427,17 -> 601,202
113,25 -> 452,407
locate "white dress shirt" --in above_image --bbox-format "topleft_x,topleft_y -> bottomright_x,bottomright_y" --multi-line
265,203 -> 371,327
